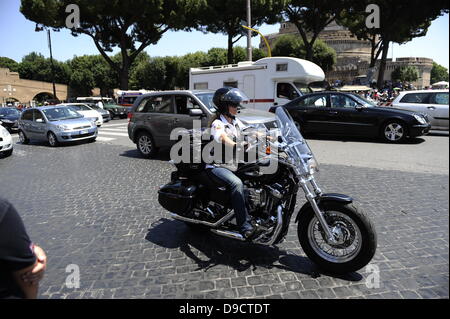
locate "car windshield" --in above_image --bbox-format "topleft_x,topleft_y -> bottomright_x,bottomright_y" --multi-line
43,107 -> 83,121
294,82 -> 313,94
67,104 -> 92,111
194,92 -> 217,112
351,94 -> 376,107
0,108 -> 20,117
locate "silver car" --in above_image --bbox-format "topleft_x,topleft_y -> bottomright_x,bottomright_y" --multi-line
391,90 -> 449,131
18,106 -> 98,147
128,90 -> 277,158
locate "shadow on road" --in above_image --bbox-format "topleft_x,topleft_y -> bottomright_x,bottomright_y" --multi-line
145,217 -> 363,282
119,148 -> 171,161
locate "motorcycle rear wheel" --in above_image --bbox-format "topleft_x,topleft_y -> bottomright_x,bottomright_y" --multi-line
297,202 -> 377,274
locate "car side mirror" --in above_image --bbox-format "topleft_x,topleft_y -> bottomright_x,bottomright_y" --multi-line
189,109 -> 204,117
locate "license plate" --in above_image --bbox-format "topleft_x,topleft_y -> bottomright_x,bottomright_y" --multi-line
120,112 -> 124,115
80,130 -> 88,134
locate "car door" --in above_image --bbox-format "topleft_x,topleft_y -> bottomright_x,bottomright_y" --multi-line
275,82 -> 300,106
288,94 -> 330,133
428,92 -> 449,130
134,94 -> 175,146
173,94 -> 207,133
329,94 -> 377,136
32,110 -> 47,141
396,92 -> 433,120
19,109 -> 34,137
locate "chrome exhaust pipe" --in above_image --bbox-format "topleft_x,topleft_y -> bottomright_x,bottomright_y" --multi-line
266,205 -> 283,246
170,211 -> 234,228
210,229 -> 245,241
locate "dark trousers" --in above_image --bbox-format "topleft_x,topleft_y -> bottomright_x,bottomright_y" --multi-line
209,167 -> 252,232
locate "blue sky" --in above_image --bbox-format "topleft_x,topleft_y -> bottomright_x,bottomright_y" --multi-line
0,0 -> 448,69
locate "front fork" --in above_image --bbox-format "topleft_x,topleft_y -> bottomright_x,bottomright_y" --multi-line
299,176 -> 338,245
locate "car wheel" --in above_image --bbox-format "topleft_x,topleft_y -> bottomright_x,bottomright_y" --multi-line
88,137 -> 96,143
137,131 -> 158,158
381,121 -> 407,143
109,111 -> 115,119
1,149 -> 13,157
18,130 -> 29,144
47,132 -> 59,147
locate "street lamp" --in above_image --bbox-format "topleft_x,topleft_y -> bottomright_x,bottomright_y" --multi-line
35,24 -> 57,101
246,0 -> 252,61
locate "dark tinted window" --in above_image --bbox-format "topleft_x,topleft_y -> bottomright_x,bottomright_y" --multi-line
277,83 -> 299,100
400,93 -> 430,104
330,94 -> 359,108
136,95 -> 173,113
297,95 -> 327,108
174,95 -> 201,115
33,110 -> 44,122
431,93 -> 449,105
21,110 -> 33,121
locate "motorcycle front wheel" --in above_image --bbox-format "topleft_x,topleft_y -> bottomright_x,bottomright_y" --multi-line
298,202 -> 377,274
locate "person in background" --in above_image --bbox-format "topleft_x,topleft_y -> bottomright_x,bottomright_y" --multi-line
0,198 -> 47,299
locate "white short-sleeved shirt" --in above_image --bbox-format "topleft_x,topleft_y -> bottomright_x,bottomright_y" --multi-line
207,114 -> 247,171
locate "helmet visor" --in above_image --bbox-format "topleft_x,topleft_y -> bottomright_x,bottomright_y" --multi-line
222,88 -> 250,108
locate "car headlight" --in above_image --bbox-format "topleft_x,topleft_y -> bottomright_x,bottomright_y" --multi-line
0,119 -> 13,124
413,114 -> 427,125
56,124 -> 71,131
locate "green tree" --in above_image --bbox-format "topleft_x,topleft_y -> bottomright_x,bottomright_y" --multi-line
197,0 -> 286,64
339,0 -> 449,88
20,0 -> 206,90
272,34 -> 336,72
0,57 -> 19,72
18,52 -> 70,85
283,0 -> 350,62
391,66 -> 419,83
430,62 -> 449,84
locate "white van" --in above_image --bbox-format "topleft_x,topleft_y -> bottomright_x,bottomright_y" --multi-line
189,57 -> 325,111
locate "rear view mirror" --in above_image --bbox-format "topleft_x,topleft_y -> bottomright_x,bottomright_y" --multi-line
189,109 -> 204,117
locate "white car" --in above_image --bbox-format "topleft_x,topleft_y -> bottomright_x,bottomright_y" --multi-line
391,90 -> 449,131
0,123 -> 13,157
58,103 -> 104,127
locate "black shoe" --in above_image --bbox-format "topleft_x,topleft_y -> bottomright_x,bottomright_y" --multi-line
241,226 -> 256,239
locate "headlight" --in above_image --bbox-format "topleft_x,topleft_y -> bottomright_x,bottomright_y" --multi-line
308,157 -> 320,174
1,119 -> 13,123
56,124 -> 71,131
413,114 -> 426,125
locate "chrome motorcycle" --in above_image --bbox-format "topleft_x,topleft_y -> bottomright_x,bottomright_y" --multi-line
158,107 -> 377,274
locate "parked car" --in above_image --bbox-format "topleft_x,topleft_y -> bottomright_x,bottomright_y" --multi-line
128,90 -> 277,158
0,107 -> 21,132
58,103 -> 104,127
18,106 -> 98,147
0,124 -> 13,157
84,102 -> 111,122
102,102 -> 128,119
269,91 -> 431,143
391,89 -> 449,131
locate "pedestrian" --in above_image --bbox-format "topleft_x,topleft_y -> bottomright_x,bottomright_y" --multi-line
0,198 -> 47,299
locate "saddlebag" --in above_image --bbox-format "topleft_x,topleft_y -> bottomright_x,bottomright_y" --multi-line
158,181 -> 197,215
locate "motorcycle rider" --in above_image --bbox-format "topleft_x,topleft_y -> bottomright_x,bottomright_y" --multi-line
207,87 -> 255,239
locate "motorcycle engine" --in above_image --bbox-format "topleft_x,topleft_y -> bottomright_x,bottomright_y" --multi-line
245,186 -> 267,212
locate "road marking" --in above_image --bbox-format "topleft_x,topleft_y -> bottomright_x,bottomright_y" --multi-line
96,136 -> 116,142
101,123 -> 128,128
97,132 -> 129,137
99,128 -> 127,132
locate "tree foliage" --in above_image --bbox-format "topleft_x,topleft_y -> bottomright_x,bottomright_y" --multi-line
272,34 -> 336,72
197,0 -> 286,64
0,57 -> 19,72
20,0 -> 207,90
17,52 -> 70,84
430,62 -> 449,84
391,65 -> 419,83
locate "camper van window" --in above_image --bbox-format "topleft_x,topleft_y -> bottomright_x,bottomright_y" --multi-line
294,82 -> 312,94
194,82 -> 208,90
276,64 -> 288,72
223,81 -> 238,88
277,83 -> 299,100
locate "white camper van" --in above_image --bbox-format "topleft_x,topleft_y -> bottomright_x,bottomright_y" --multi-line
189,57 -> 325,111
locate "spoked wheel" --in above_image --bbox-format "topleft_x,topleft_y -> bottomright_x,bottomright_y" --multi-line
137,132 -> 158,158
298,202 -> 377,274
47,132 -> 59,147
18,130 -> 29,144
382,121 -> 407,143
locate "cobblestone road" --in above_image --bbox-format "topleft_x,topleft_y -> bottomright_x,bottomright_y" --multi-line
0,140 -> 448,299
